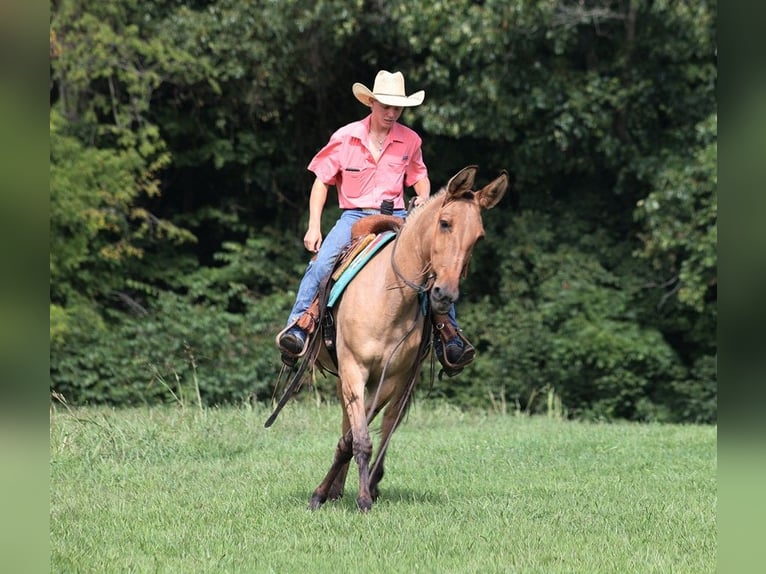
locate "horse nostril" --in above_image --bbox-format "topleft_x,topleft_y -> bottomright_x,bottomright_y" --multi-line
431,285 -> 456,304
433,286 -> 452,303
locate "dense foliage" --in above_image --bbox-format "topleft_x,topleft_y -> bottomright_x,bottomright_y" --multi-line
50,0 -> 717,422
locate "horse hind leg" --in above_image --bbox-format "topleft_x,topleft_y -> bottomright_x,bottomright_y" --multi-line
370,457 -> 385,502
308,430 -> 353,511
370,390 -> 412,501
327,461 -> 351,501
368,424 -> 392,502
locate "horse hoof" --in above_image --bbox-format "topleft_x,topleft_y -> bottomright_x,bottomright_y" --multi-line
327,488 -> 344,501
308,495 -> 324,511
356,496 -> 372,513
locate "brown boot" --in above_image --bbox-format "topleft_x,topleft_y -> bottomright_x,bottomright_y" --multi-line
432,314 -> 476,377
276,298 -> 320,364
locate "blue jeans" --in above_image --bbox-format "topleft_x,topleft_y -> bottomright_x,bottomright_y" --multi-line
286,208 -> 459,331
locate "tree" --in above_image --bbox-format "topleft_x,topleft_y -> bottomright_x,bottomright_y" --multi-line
50,0 -> 196,342
634,114 -> 717,316
50,0 -> 717,421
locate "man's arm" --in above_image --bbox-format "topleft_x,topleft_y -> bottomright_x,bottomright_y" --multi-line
304,177 -> 328,253
412,176 -> 431,206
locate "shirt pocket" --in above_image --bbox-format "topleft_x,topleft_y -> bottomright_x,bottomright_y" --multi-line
385,160 -> 408,187
340,165 -> 370,198
386,159 -> 408,173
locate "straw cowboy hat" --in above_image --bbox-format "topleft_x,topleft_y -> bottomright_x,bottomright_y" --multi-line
352,70 -> 425,108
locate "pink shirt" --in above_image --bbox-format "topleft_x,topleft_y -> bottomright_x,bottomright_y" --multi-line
307,116 -> 428,210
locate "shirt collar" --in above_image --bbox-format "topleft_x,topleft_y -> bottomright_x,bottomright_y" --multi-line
353,115 -> 404,143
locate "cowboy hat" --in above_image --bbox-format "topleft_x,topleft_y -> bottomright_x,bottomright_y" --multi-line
352,70 -> 425,108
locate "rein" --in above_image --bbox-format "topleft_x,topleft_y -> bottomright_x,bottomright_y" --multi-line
364,216 -> 437,477
390,227 -> 435,295
365,300 -> 423,423
367,299 -> 433,482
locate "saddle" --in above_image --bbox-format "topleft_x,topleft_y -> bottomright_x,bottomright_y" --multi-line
350,214 -> 403,241
275,214 -> 404,365
266,214 -> 429,429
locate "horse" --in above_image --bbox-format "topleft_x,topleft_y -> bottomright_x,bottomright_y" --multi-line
306,165 -> 508,512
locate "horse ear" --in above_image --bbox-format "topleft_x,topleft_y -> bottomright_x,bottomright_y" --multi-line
476,170 -> 509,210
446,165 -> 479,198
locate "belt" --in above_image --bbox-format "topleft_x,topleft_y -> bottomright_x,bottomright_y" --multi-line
353,208 -> 382,214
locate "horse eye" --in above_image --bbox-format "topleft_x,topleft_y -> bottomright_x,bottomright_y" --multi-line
439,219 -> 451,231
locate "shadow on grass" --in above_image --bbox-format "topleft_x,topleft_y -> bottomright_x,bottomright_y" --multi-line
287,486 -> 442,510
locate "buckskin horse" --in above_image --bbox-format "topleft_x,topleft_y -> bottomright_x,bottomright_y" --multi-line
272,166 -> 508,512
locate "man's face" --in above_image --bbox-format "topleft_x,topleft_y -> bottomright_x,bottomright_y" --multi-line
371,100 -> 403,128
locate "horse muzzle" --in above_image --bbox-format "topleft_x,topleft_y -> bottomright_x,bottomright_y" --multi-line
430,284 -> 458,315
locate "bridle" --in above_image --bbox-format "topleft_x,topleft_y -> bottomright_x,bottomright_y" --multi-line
390,230 -> 435,295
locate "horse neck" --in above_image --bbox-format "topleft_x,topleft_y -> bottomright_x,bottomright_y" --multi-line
390,197 -> 438,290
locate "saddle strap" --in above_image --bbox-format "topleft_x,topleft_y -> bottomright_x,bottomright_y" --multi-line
433,313 -> 459,342
295,298 -> 320,335
432,313 -> 472,369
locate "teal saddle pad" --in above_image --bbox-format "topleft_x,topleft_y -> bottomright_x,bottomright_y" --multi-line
327,231 -> 397,308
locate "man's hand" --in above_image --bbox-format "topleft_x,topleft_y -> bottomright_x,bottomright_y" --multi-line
303,228 -> 322,253
412,177 -> 431,207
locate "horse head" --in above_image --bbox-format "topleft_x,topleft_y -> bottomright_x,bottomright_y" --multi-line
428,166 -> 509,314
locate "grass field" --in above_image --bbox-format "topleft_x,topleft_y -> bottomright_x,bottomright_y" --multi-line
50,401 -> 717,573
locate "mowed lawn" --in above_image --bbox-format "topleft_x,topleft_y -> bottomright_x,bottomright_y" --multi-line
50,402 -> 717,573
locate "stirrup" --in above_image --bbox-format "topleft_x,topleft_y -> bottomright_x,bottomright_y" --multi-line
275,299 -> 320,365
437,334 -> 475,378
432,315 -> 475,378
275,324 -> 308,366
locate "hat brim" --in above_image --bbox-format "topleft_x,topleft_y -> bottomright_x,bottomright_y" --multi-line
352,83 -> 425,108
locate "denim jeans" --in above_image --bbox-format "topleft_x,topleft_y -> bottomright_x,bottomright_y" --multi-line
286,208 -> 459,332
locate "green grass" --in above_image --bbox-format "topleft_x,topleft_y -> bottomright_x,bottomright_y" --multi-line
50,402 -> 716,573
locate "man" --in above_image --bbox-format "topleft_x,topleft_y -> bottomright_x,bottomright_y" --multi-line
277,70 -> 474,376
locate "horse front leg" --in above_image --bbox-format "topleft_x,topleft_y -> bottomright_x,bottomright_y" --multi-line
326,381 -> 357,501
340,375 -> 375,512
351,420 -> 374,511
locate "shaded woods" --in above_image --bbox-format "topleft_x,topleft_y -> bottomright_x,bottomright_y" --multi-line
49,0 -> 716,422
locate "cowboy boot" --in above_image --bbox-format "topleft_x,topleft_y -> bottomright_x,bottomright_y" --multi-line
277,298 -> 320,365
432,313 -> 476,377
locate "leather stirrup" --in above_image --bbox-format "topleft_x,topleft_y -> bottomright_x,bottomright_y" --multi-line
432,313 -> 476,376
